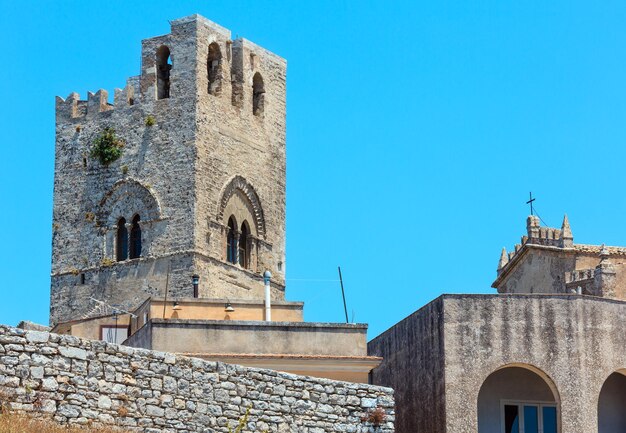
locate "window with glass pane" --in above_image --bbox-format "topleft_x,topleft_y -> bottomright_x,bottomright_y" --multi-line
505,405 -> 520,433
524,406 -> 539,433
501,403 -> 557,433
542,407 -> 557,433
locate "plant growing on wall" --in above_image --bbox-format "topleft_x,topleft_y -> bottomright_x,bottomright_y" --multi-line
90,127 -> 124,165
361,407 -> 387,428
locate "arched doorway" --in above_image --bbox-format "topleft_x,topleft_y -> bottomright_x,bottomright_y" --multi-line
598,370 -> 626,433
478,365 -> 559,433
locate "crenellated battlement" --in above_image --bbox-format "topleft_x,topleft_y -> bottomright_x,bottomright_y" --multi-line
497,214 -> 574,274
55,78 -> 139,122
55,14 -> 286,125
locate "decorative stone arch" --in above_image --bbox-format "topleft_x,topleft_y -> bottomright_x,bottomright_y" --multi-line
99,179 -> 162,261
217,176 -> 266,239
99,178 -> 161,226
598,368 -> 626,433
477,363 -> 561,433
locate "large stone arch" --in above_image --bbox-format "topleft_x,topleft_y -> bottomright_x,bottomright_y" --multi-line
98,178 -> 161,226
598,368 -> 626,433
477,363 -> 561,433
217,176 -> 266,239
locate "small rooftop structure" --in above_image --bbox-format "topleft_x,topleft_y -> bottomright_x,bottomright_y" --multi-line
493,214 -> 625,299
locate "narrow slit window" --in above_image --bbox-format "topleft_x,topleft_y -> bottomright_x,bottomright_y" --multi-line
207,42 -> 222,95
116,217 -> 128,261
226,216 -> 237,264
156,45 -> 172,99
129,214 -> 141,259
252,72 -> 265,116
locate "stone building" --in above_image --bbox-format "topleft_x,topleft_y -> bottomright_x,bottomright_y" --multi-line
51,15 -> 287,324
50,15 -> 380,383
494,215 -> 626,299
368,215 -> 626,433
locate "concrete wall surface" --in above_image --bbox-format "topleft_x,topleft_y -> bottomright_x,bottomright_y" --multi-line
368,294 -> 626,433
126,319 -> 369,357
367,298 -> 446,433
0,325 -> 394,432
444,295 -> 626,433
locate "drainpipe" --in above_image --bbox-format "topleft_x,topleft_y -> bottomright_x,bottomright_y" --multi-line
264,270 -> 272,321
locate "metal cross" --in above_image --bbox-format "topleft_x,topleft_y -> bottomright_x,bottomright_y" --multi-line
526,192 -> 536,216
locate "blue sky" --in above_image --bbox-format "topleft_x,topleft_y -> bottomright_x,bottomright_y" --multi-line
2,1 -> 626,337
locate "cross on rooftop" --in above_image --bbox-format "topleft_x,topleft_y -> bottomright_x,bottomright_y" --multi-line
526,192 -> 536,216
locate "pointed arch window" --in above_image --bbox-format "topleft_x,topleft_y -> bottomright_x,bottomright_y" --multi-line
226,216 -> 237,264
252,72 -> 265,116
129,215 -> 141,259
239,222 -> 250,269
116,217 -> 128,261
156,45 -> 172,99
207,42 -> 222,95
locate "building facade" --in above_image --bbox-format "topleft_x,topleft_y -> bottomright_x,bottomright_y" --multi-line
51,15 -> 287,325
368,216 -> 626,433
49,15 -> 382,384
494,215 -> 626,299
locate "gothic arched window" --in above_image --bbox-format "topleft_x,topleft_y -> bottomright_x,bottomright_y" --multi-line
226,216 -> 237,264
116,217 -> 128,261
252,72 -> 265,116
129,215 -> 141,259
207,42 -> 222,95
156,45 -> 172,100
239,221 -> 250,268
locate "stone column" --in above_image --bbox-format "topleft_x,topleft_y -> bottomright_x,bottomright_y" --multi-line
232,230 -> 241,265
248,236 -> 258,272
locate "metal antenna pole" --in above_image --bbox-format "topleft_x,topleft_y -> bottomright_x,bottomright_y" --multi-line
338,266 -> 349,324
114,311 -> 118,344
162,261 -> 171,319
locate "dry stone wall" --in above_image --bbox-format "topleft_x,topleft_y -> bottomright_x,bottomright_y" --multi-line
0,325 -> 394,433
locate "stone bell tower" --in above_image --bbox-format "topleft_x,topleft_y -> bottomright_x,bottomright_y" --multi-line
50,15 -> 286,325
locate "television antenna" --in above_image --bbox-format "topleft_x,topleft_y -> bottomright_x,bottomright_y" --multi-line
87,297 -> 137,344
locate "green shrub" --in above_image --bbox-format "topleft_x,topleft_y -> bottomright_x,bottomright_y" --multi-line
90,127 -> 124,166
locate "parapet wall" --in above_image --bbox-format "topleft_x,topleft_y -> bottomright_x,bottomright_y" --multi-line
0,325 -> 394,432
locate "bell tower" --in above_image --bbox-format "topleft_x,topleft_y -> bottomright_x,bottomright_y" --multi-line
50,15 -> 286,325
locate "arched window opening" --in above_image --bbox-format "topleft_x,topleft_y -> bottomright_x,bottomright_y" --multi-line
252,72 -> 265,116
477,366 -> 559,433
207,42 -> 222,95
129,215 -> 141,259
239,222 -> 250,268
226,216 -> 237,264
156,45 -> 172,100
598,371 -> 626,433
116,217 -> 128,262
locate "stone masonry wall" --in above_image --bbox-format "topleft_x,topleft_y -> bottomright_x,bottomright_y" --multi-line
0,325 -> 394,432
51,15 -> 289,325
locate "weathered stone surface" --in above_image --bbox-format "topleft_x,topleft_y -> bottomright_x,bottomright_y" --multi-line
369,294 -> 626,433
0,324 -> 394,432
50,14 -> 288,325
